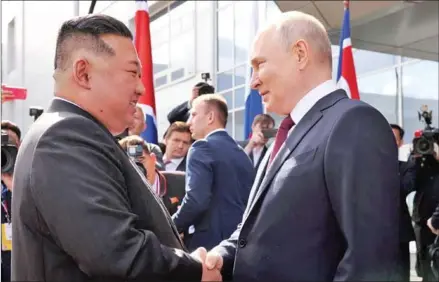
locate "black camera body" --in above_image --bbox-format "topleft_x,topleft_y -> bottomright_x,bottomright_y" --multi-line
127,144 -> 147,177
413,106 -> 439,157
1,130 -> 18,174
29,106 -> 44,121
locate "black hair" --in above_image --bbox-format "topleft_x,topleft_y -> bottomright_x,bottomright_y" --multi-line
390,124 -> 404,140
1,120 -> 21,140
54,14 -> 133,70
194,82 -> 215,95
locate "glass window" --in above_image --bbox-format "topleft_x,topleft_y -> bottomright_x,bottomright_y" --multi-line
234,87 -> 246,109
152,43 -> 169,74
217,5 -> 233,71
234,2 -> 253,65
171,68 -> 184,81
235,110 -> 245,140
170,30 -> 195,73
357,67 -> 398,124
155,75 -> 167,88
266,1 -> 281,21
234,65 -> 246,87
217,70 -> 233,92
218,1 -> 231,9
226,112 -> 234,136
402,60 -> 439,143
353,49 -> 397,76
151,13 -> 169,48
221,91 -> 234,109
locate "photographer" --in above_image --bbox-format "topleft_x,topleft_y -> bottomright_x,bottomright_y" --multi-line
411,107 -> 439,281
119,135 -> 185,215
167,82 -> 215,124
1,120 -> 21,282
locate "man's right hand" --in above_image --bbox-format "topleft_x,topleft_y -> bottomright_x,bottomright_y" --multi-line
189,87 -> 200,105
244,131 -> 265,154
191,247 -> 223,281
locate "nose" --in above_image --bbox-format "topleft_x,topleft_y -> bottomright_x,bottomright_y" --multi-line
250,70 -> 261,90
136,79 -> 146,96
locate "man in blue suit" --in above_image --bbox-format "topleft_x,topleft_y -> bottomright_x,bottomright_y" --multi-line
172,94 -> 255,252
201,11 -> 400,281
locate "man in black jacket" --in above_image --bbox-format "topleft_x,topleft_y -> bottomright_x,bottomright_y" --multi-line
167,82 -> 215,124
391,124 -> 417,282
11,14 -> 220,281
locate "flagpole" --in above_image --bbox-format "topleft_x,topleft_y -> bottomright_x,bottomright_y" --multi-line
89,0 -> 97,14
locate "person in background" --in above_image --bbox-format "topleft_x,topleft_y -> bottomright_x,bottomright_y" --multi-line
119,135 -> 186,216
172,94 -> 255,252
128,105 -> 165,170
391,124 -> 417,282
1,120 -> 21,282
238,114 -> 275,171
11,14 -> 219,281
167,82 -> 215,124
201,11 -> 399,281
163,122 -> 192,172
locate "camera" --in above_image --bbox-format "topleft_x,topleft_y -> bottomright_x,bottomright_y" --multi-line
1,130 -> 18,174
201,72 -> 211,83
127,144 -> 147,176
412,105 -> 439,156
29,106 -> 44,121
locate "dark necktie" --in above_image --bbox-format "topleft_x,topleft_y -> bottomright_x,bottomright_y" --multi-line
269,115 -> 295,164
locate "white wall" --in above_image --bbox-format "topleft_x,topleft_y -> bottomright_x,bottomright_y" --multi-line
2,0 -> 217,141
2,1 -> 77,134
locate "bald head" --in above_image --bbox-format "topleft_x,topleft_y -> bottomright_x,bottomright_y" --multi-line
258,11 -> 332,69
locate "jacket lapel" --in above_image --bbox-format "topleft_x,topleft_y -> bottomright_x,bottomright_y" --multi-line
244,90 -> 348,218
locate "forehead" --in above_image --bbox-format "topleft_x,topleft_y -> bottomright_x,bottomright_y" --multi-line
192,100 -> 207,112
169,131 -> 191,140
101,34 -> 139,62
251,27 -> 278,55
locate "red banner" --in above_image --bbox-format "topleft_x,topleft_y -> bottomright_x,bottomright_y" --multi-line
1,85 -> 27,103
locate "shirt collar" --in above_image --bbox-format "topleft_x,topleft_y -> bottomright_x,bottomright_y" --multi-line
54,97 -> 83,110
290,80 -> 337,124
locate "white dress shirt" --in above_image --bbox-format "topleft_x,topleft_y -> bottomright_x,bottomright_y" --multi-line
164,157 -> 184,172
252,146 -> 264,167
289,80 -> 338,135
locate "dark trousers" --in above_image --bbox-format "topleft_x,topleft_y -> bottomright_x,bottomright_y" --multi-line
396,242 -> 411,281
415,223 -> 437,281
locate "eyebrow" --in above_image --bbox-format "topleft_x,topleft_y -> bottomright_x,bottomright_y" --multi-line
250,57 -> 263,66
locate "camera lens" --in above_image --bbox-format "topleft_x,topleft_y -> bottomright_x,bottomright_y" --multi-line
416,138 -> 432,155
1,148 -> 12,173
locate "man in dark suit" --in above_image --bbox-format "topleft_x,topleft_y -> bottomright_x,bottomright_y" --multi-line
167,82 -> 215,124
391,124 -> 417,281
11,14 -> 220,282
201,11 -> 399,281
172,94 -> 255,252
238,114 -> 275,171
163,122 -> 192,172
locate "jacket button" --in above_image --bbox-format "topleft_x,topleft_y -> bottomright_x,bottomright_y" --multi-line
238,238 -> 247,248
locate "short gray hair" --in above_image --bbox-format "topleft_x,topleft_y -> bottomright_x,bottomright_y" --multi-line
265,11 -> 332,69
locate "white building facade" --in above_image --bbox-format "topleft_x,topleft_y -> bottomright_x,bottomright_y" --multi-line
2,0 -> 438,142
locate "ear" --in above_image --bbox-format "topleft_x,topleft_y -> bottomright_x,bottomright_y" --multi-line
208,111 -> 215,125
72,57 -> 92,90
149,152 -> 157,163
292,39 -> 309,70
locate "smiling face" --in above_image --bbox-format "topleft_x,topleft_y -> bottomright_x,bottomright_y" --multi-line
250,28 -> 301,115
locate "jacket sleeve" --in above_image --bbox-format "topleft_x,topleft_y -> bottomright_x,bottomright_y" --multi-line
324,105 -> 400,281
167,101 -> 190,124
431,204 -> 439,230
400,159 -> 417,197
172,140 -> 213,232
31,117 -> 201,281
213,224 -> 241,281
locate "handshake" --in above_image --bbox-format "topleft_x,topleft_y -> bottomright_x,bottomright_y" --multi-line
191,247 -> 224,281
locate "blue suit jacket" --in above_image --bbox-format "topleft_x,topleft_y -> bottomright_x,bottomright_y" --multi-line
215,90 -> 400,281
172,130 -> 255,251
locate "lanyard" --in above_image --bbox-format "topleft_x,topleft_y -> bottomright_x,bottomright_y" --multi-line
1,184 -> 11,224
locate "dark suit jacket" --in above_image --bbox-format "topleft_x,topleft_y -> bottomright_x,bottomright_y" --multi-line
215,90 -> 400,281
172,131 -> 255,251
167,101 -> 190,124
237,140 -> 268,172
399,160 -> 416,243
11,99 -> 201,281
159,171 -> 186,216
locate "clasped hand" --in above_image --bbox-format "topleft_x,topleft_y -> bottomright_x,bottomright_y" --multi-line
191,247 -> 223,281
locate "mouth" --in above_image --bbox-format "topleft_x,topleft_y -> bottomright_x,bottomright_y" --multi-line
260,91 -> 269,97
130,101 -> 138,107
